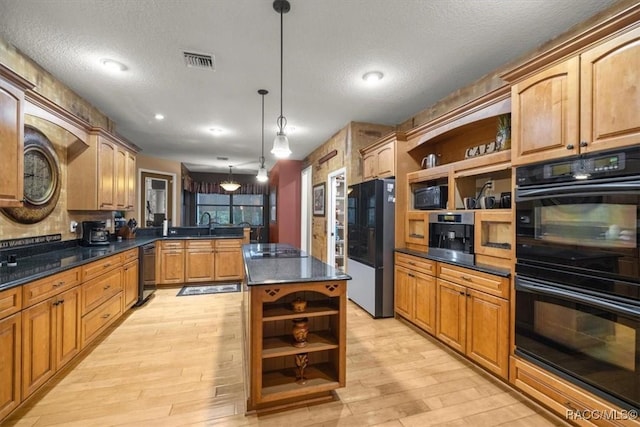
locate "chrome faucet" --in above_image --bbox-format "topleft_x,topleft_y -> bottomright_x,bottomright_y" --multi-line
200,212 -> 211,225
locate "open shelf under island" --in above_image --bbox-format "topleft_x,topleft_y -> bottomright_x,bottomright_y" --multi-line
241,243 -> 351,413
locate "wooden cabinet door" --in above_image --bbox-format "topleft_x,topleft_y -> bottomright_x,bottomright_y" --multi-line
376,142 -> 394,178
580,26 -> 640,153
159,249 -> 184,284
97,138 -> 116,210
115,147 -> 127,210
435,279 -> 466,353
214,248 -> 243,281
185,249 -> 214,283
22,299 -> 55,398
362,152 -> 376,181
126,151 -> 136,210
55,287 -> 80,370
123,260 -> 139,309
0,313 -> 21,420
393,266 -> 413,319
465,289 -> 509,378
413,271 -> 436,335
0,78 -> 25,207
511,57 -> 579,166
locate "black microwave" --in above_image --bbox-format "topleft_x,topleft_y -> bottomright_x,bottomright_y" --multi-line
414,185 -> 448,210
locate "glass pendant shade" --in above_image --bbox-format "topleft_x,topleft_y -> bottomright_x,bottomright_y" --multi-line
256,165 -> 268,182
271,132 -> 291,158
221,166 -> 240,192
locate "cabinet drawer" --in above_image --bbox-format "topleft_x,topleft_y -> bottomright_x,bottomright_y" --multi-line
82,254 -> 122,282
510,356 -> 633,426
395,253 -> 435,276
81,268 -> 122,315
121,248 -> 138,263
160,240 -> 184,250
186,239 -> 214,249
215,239 -> 242,248
81,292 -> 123,348
22,267 -> 81,308
0,286 -> 21,319
437,263 -> 509,298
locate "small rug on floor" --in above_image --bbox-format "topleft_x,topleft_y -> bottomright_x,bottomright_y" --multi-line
176,283 -> 241,296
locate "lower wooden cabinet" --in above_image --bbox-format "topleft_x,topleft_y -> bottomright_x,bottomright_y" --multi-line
394,265 -> 436,334
81,292 -> 123,348
214,240 -> 243,281
436,278 -> 509,378
159,248 -> 185,284
123,260 -> 139,309
0,313 -> 21,420
21,286 -> 81,398
185,240 -> 215,283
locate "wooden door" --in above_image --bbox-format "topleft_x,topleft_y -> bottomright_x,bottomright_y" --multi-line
0,313 -> 21,420
511,57 -> 579,166
0,78 -> 24,207
580,26 -> 640,154
465,289 -> 509,379
123,260 -> 139,309
362,152 -> 376,181
22,299 -> 55,398
413,271 -> 436,334
97,138 -> 116,210
126,152 -> 136,210
55,287 -> 80,370
435,279 -> 466,353
376,142 -> 394,178
393,266 -> 413,319
159,249 -> 184,284
185,249 -> 215,283
214,248 -> 243,281
115,147 -> 127,210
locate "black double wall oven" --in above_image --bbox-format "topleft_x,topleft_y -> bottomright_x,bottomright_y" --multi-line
514,147 -> 640,411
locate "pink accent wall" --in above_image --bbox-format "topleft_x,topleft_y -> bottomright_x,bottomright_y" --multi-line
269,160 -> 302,247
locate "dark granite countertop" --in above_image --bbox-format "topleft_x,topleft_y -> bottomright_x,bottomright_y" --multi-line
0,233 -> 247,291
395,248 -> 511,278
243,243 -> 351,286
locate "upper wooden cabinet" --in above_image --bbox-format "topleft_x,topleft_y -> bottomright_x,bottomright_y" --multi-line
360,132 -> 403,181
511,26 -> 640,166
68,128 -> 136,211
0,66 -> 33,207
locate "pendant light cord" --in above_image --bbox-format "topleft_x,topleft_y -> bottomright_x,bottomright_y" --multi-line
278,5 -> 285,132
261,92 -> 265,165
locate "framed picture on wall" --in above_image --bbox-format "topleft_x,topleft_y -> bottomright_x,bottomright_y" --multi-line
313,183 -> 325,216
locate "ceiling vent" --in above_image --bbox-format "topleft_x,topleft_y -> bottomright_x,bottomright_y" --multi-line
183,51 -> 215,70
216,156 -> 229,161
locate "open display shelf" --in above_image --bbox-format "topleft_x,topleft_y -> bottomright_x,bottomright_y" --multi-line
246,281 -> 346,413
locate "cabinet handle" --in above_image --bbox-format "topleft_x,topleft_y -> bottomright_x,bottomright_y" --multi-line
52,301 -> 60,307
408,261 -> 416,265
53,281 -> 65,288
461,275 -> 472,282
566,144 -> 574,150
459,291 -> 465,296
408,273 -> 415,278
103,263 -> 112,268
59,299 -> 64,304
103,285 -> 111,290
579,141 -> 588,148
101,313 -> 111,319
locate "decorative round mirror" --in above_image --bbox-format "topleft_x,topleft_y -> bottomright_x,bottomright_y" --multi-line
2,125 -> 61,224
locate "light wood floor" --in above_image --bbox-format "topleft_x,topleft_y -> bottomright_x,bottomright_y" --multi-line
5,289 -> 567,427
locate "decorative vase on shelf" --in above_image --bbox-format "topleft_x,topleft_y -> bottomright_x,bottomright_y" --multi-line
295,353 -> 309,384
291,297 -> 307,313
496,114 -> 511,151
292,317 -> 309,348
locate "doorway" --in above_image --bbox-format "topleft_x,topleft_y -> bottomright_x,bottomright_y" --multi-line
140,171 -> 175,227
300,166 -> 312,254
326,168 -> 346,271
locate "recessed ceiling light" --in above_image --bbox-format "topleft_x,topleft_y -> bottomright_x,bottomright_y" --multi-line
101,58 -> 128,72
209,128 -> 224,135
362,71 -> 383,83
154,113 -> 165,120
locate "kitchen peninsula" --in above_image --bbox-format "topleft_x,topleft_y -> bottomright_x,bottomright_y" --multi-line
242,243 -> 350,413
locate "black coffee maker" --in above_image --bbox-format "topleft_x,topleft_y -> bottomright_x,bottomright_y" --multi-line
428,212 -> 475,264
81,221 -> 110,246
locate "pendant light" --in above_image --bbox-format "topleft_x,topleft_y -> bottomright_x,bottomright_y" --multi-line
257,89 -> 269,182
221,166 -> 241,192
271,0 -> 292,158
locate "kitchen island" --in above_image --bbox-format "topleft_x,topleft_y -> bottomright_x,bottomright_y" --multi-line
242,243 -> 351,413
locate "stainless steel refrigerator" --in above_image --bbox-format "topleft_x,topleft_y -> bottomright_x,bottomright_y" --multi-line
347,178 -> 395,318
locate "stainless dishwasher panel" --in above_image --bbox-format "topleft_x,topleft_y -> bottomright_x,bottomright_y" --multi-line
135,242 -> 156,306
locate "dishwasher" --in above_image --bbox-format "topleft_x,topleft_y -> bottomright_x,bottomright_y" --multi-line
135,242 -> 156,306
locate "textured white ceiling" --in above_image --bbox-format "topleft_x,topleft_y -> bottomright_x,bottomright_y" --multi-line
0,0 -> 620,174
